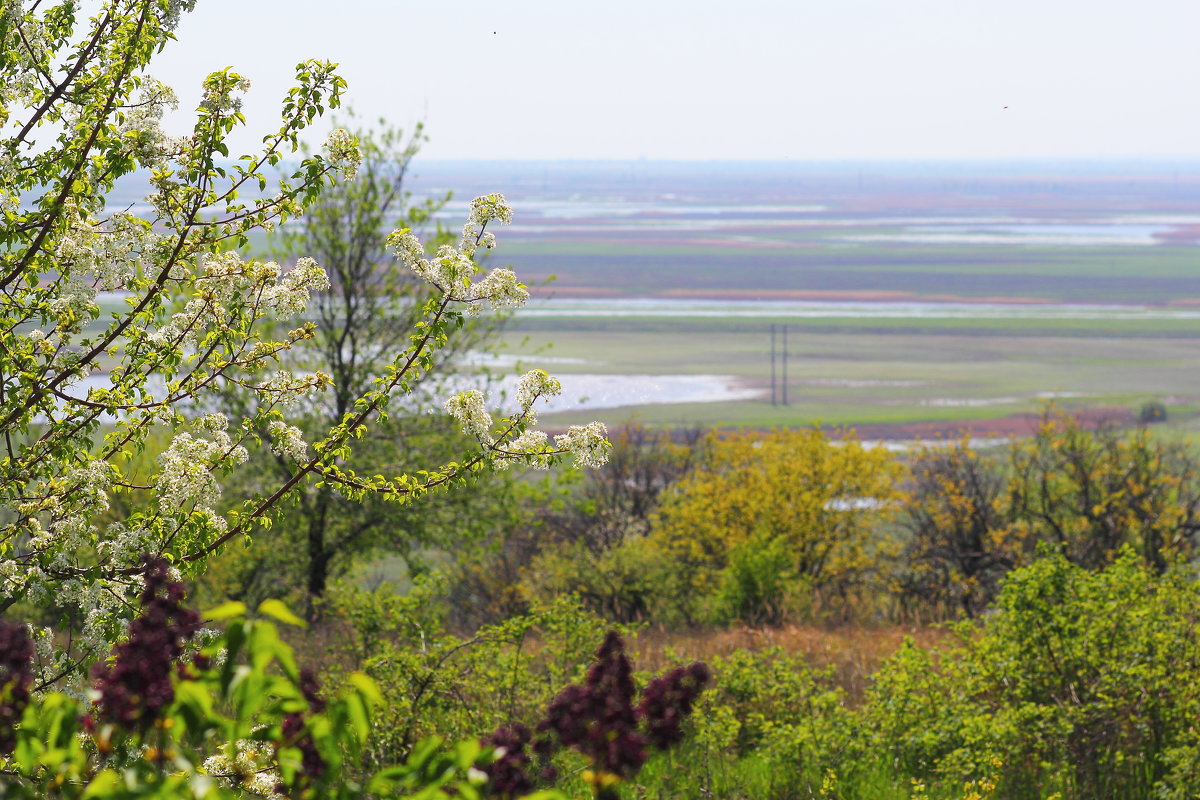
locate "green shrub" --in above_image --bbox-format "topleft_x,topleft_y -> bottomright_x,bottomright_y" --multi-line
867,548 -> 1200,799
1139,400 -> 1168,424
346,594 -> 639,770
522,537 -> 680,624
712,534 -> 803,627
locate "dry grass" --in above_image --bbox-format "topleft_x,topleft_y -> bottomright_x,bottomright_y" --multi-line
287,608 -> 951,710
631,624 -> 950,705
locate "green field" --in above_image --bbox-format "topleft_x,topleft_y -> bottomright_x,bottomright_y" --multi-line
503,317 -> 1200,431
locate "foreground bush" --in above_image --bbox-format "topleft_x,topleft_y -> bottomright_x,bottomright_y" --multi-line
0,560 -> 497,799
593,550 -> 1200,800
2,561 -> 712,800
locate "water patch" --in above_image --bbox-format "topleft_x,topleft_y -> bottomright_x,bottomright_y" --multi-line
463,352 -> 592,369
483,373 -> 761,413
841,230 -> 1164,246
920,391 -> 1083,408
862,437 -> 1015,453
802,378 -> 925,388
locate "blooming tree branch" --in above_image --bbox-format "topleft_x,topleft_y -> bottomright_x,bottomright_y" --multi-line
0,0 -> 609,686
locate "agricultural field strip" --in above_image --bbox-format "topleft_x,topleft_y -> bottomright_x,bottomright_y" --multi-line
496,319 -> 1200,429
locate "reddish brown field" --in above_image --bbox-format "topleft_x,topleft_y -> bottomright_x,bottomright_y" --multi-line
632,624 -> 950,706
845,406 -> 1136,442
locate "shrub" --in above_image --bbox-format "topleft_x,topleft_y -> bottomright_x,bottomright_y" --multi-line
1139,400 -> 1168,424
868,548 -> 1200,799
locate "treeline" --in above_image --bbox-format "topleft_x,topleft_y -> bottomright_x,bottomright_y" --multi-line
432,409 -> 1200,631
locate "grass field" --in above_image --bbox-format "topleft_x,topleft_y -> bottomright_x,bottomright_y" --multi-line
503,319 -> 1200,431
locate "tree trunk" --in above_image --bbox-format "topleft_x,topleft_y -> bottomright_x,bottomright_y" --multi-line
305,486 -> 333,619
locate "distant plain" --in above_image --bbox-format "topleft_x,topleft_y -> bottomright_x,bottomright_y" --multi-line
107,160 -> 1200,434
397,160 -> 1200,433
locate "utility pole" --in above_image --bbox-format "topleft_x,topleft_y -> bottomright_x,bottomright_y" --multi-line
782,324 -> 789,406
770,324 -> 777,406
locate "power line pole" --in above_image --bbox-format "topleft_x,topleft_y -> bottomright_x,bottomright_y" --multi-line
770,324 -> 777,406
782,324 -> 789,406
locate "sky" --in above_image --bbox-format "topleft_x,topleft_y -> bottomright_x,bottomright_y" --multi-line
152,0 -> 1200,162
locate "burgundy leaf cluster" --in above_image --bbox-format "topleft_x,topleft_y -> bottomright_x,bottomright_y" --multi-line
91,556 -> 201,730
298,666 -> 326,713
0,619 -> 33,754
278,667 -> 327,790
539,631 -> 647,779
481,632 -> 710,798
637,661 -> 712,750
281,713 -> 325,782
480,722 -> 536,798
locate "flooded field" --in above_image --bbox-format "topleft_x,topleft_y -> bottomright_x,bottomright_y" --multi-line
92,160 -> 1200,431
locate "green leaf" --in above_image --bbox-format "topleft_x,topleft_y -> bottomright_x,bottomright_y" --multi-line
343,693 -> 369,743
82,769 -> 122,798
346,671 -> 383,707
203,600 -> 247,622
258,598 -> 306,628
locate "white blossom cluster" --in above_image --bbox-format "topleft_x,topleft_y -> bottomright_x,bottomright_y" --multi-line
387,228 -> 425,266
504,429 -> 553,469
428,244 -> 477,298
324,128 -> 362,180
162,0 -> 199,31
13,461 -> 116,608
472,268 -> 528,312
0,559 -> 24,599
47,277 -> 97,332
446,369 -> 609,470
516,368 -> 562,409
444,389 -> 492,440
468,193 -> 515,227
62,576 -> 145,659
1,551 -> 153,665
202,740 -> 284,799
263,257 -> 330,318
459,223 -> 497,256
118,79 -> 185,167
56,205 -> 151,291
267,420 -> 309,463
155,417 -> 248,513
459,193 -> 512,255
554,422 -> 611,468
201,74 -> 251,114
153,253 -> 329,347
0,153 -> 20,217
386,195 -> 529,312
95,522 -> 155,567
1,7 -> 48,102
63,460 -> 114,517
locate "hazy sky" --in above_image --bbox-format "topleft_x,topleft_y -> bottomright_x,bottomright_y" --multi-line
153,0 -> 1200,161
